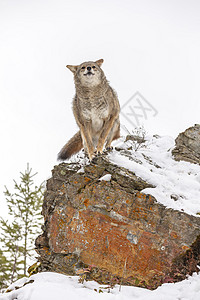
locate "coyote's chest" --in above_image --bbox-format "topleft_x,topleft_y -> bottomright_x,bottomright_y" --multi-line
81,97 -> 109,132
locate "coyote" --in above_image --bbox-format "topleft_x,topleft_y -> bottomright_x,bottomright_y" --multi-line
58,59 -> 120,161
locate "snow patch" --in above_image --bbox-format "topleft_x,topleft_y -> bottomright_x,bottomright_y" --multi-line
99,174 -> 112,181
109,135 -> 200,216
1,272 -> 200,300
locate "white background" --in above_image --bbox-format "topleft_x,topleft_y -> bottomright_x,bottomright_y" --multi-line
0,0 -> 200,214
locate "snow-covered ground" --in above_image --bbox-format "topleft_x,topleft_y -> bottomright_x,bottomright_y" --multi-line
109,135 -> 200,216
1,271 -> 200,300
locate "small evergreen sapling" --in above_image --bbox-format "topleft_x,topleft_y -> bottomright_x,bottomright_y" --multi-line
0,164 -> 44,287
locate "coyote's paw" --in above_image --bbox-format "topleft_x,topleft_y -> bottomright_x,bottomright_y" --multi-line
93,150 -> 102,157
96,144 -> 104,154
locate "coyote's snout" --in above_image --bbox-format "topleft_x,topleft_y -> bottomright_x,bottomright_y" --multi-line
58,59 -> 120,161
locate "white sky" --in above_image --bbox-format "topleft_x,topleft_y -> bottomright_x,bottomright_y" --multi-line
0,0 -> 200,214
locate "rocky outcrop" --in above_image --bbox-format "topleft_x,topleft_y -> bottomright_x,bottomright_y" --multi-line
35,155 -> 200,289
172,124 -> 200,165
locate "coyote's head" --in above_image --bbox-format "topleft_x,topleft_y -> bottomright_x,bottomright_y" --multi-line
66,59 -> 104,87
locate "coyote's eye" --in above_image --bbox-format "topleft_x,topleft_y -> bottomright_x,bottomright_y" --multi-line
92,66 -> 96,69
81,66 -> 85,70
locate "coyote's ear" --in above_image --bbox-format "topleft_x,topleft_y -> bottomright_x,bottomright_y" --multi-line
66,65 -> 78,73
95,59 -> 104,67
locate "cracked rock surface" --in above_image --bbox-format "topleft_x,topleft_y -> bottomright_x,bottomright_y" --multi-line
172,124 -> 200,164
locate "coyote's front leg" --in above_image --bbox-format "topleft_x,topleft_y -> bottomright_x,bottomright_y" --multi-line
79,122 -> 95,160
96,114 -> 118,154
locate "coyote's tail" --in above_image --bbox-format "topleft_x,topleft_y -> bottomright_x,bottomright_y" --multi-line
58,131 -> 83,161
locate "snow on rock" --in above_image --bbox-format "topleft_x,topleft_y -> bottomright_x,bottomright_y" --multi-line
110,135 -> 200,216
99,174 -> 112,181
1,271 -> 200,300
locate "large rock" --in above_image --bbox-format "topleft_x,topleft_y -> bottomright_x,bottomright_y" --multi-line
35,156 -> 200,289
172,124 -> 200,164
